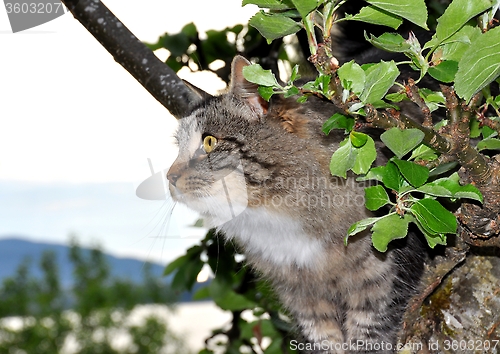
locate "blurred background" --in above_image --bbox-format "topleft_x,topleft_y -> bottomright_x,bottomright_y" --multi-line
0,0 -> 257,352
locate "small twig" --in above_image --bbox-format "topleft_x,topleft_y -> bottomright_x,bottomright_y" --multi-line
405,79 -> 432,127
421,153 -> 456,170
478,114 -> 500,135
304,12 -> 318,57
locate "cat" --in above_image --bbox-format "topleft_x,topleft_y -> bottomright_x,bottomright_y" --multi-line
167,55 -> 425,353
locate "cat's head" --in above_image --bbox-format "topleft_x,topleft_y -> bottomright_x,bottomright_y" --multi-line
167,57 -> 270,226
166,56 -> 340,227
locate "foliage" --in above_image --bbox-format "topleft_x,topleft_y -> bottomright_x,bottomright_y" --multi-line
0,240 -> 189,354
145,22 -> 271,84
241,0 -> 499,250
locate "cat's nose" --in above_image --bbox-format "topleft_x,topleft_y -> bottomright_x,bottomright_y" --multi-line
167,171 -> 180,186
167,161 -> 184,186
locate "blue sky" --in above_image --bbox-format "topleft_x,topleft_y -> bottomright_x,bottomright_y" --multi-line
0,1 -> 256,264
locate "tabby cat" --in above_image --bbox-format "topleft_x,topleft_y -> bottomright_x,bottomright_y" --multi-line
167,56 -> 424,353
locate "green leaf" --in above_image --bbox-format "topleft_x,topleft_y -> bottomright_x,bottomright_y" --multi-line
478,138 -> 500,151
242,0 -> 293,10
371,214 -> 410,252
470,117 -> 481,138
418,172 -> 483,202
482,126 -> 497,139
356,166 -> 386,182
359,61 -> 400,104
338,61 -> 366,95
319,75 -> 331,96
297,95 -> 308,103
427,0 -> 492,48
171,257 -> 204,291
346,217 -> 382,239
202,29 -> 238,62
264,338 -> 283,354
365,185 -> 391,211
164,255 -> 188,276
365,0 -> 428,29
365,32 -> 409,53
370,100 -> 399,110
418,88 -> 446,104
216,291 -> 258,311
428,60 -> 459,83
411,215 -> 447,248
289,64 -> 300,83
346,5 -> 403,29
410,198 -> 457,235
153,23 -> 198,56
352,136 -> 377,175
423,232 -> 447,248
249,11 -> 302,42
383,161 -> 404,191
330,137 -> 356,178
258,86 -> 275,101
429,161 -> 458,177
437,25 -> 481,62
418,88 -> 446,112
366,32 -> 426,72
243,64 -> 280,87
380,128 -> 425,159
386,92 -> 407,102
350,131 -> 368,148
409,144 -> 438,161
329,135 -> 376,177
192,285 -> 210,300
291,0 -> 318,18
284,86 -> 300,98
455,27 -> 500,102
392,158 -> 429,187
322,113 -> 355,134
208,277 -> 230,300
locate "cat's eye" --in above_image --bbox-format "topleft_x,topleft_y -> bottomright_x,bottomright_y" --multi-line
203,135 -> 218,153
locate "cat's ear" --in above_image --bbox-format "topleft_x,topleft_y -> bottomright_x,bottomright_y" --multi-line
229,56 -> 269,120
182,79 -> 213,101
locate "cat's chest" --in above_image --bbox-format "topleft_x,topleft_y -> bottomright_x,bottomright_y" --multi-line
218,207 -> 327,269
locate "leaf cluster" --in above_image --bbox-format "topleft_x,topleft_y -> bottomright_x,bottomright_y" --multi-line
242,0 -> 500,251
146,22 -> 268,83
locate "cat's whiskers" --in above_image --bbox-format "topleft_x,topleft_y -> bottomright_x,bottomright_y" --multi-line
140,189 -> 182,265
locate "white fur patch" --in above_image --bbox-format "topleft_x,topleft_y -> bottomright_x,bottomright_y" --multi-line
219,207 -> 326,269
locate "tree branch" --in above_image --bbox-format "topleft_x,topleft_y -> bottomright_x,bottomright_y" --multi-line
61,0 -> 201,118
442,87 -> 492,184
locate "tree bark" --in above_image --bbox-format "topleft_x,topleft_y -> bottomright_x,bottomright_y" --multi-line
403,244 -> 500,352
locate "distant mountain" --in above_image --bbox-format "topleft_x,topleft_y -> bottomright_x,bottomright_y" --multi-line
0,236 -> 210,303
0,236 -> 168,288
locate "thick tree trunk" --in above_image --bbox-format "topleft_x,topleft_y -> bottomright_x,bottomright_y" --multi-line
403,246 -> 500,352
